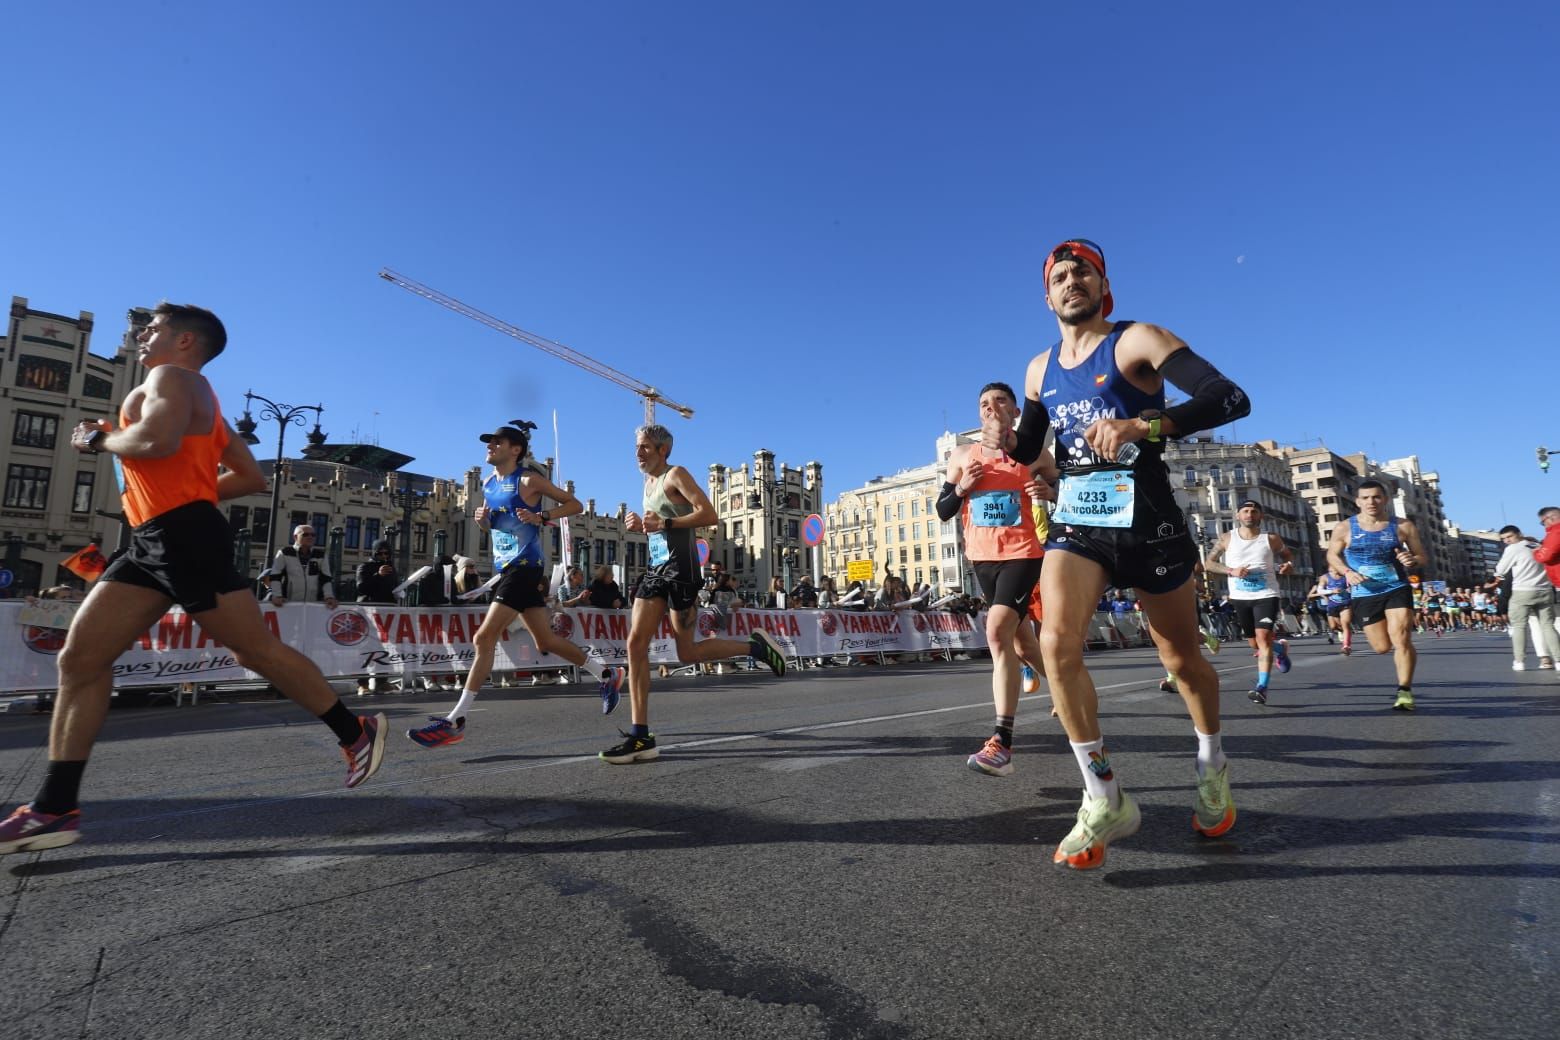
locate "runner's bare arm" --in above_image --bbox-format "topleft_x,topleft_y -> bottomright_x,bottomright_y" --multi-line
664,466 -> 721,528
217,422 -> 268,499
1397,519 -> 1427,569
1203,532 -> 1234,575
95,368 -> 195,458
517,471 -> 583,525
1271,533 -> 1295,574
1326,525 -> 1358,583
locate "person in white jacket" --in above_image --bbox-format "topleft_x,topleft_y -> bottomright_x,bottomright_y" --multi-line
267,525 -> 338,609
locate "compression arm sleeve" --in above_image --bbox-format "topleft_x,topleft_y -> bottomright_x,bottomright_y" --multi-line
1160,347 -> 1251,434
935,481 -> 963,522
1009,396 -> 1051,465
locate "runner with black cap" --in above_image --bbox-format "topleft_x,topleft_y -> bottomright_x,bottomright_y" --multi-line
990,238 -> 1252,869
600,423 -> 788,764
1204,499 -> 1294,704
407,420 -> 622,749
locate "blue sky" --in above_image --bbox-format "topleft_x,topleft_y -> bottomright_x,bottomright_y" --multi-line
5,2 -> 1557,532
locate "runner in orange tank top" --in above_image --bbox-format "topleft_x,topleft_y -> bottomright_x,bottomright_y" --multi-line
935,381 -> 1056,778
0,303 -> 389,858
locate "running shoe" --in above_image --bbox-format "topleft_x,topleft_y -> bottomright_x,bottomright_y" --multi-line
1247,686 -> 1268,705
1512,662 -> 1527,671
1274,639 -> 1291,674
1021,665 -> 1040,694
1542,658 -> 1556,670
599,667 -> 625,715
0,804 -> 81,855
407,715 -> 465,748
966,735 -> 1013,777
1393,689 -> 1415,712
600,731 -> 659,764
342,712 -> 387,788
749,630 -> 787,677
1202,629 -> 1221,655
1053,790 -> 1140,870
1341,642 -> 1352,656
1159,676 -> 1179,694
1192,764 -> 1237,837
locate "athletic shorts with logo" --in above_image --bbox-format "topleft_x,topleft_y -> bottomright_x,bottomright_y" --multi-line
494,564 -> 548,612
1047,505 -> 1198,595
1351,585 -> 1413,628
973,557 -> 1043,613
1233,596 -> 1281,638
100,500 -> 250,613
635,560 -> 700,612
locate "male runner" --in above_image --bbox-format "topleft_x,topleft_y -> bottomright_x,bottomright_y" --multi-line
601,424 -> 788,764
1204,500 -> 1294,704
993,238 -> 1251,868
1326,479 -> 1426,711
937,382 -> 1052,777
408,421 -> 622,749
0,303 -> 387,855
1314,567 -> 1356,652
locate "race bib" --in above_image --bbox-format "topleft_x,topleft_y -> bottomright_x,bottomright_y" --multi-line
1235,571 -> 1268,594
970,490 -> 1022,527
648,531 -> 670,566
1054,471 -> 1134,528
1355,562 -> 1399,590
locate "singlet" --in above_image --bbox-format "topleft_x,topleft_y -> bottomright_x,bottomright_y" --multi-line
483,468 -> 544,571
119,390 -> 229,528
1322,573 -> 1351,606
643,469 -> 696,573
1038,321 -> 1176,530
960,448 -> 1044,562
1225,529 -> 1281,600
1343,514 -> 1407,597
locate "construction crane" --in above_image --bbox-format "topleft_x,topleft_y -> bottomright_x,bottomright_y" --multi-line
378,268 -> 695,424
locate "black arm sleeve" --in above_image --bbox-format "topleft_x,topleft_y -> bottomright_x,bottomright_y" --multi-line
1159,347 -> 1251,434
935,481 -> 963,522
1009,396 -> 1051,465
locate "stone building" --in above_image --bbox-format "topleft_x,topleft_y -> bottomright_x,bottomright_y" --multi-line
707,450 -> 824,600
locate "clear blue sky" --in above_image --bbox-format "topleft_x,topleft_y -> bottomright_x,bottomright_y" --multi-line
5,2 -> 1557,532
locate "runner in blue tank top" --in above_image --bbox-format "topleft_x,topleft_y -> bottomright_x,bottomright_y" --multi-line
407,420 -> 625,752
1326,478 -> 1427,711
992,238 -> 1251,870
1316,568 -> 1356,654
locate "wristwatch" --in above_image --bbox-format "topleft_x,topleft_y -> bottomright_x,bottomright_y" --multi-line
85,429 -> 107,453
1139,409 -> 1163,443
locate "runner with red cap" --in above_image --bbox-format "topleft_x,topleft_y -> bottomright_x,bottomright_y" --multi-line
991,238 -> 1253,869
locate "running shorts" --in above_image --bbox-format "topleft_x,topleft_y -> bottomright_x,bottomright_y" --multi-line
493,564 -> 548,612
100,500 -> 249,613
1351,585 -> 1413,628
973,558 -> 1043,613
1046,516 -> 1198,596
635,560 -> 700,612
1232,596 -> 1282,638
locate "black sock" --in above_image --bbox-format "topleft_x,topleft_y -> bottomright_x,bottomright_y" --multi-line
995,715 -> 1015,748
1398,685 -> 1412,693
319,700 -> 365,746
630,723 -> 650,739
33,760 -> 88,816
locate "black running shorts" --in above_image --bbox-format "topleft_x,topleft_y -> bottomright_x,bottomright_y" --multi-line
100,501 -> 250,613
973,558 -> 1043,613
635,561 -> 700,612
1045,516 -> 1198,596
1231,596 -> 1281,638
493,564 -> 548,612
1351,585 -> 1413,628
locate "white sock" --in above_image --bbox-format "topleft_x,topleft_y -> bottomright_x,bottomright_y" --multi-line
446,687 -> 479,722
1196,728 -> 1226,778
1069,738 -> 1120,808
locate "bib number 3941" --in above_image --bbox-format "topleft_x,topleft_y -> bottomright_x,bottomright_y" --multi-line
970,490 -> 1022,527
1054,472 -> 1135,529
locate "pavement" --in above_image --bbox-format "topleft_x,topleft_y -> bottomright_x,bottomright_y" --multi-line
2,631 -> 1557,1039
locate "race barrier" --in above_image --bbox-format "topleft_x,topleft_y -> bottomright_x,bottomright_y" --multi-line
0,602 -> 993,693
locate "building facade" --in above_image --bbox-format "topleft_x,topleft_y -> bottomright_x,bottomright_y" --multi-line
708,450 -> 824,600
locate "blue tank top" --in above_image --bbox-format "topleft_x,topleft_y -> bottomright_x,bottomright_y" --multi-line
1343,515 -> 1406,597
1322,572 -> 1351,605
484,469 -> 543,570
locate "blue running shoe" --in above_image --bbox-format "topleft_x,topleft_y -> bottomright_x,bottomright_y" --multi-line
599,667 -> 625,715
1275,638 -> 1291,674
407,715 -> 465,749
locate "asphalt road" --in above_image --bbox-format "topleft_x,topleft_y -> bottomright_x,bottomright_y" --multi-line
2,630 -> 1557,1040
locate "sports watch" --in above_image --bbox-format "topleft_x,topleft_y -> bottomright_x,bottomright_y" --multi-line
1139,409 -> 1163,443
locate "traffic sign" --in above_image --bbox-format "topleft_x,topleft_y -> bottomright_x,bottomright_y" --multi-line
802,513 -> 825,547
696,538 -> 710,566
0,569 -> 12,590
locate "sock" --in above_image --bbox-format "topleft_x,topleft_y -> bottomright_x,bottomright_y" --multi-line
1069,738 -> 1120,808
33,760 -> 88,816
446,686 -> 479,722
1398,684 -> 1412,693
1165,672 -> 1175,682
319,700 -> 365,746
630,723 -> 650,739
1256,670 -> 1270,690
994,714 -> 1014,748
1195,728 -> 1226,779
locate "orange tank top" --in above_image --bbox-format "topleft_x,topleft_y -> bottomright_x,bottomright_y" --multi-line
960,449 -> 1044,562
119,392 -> 229,527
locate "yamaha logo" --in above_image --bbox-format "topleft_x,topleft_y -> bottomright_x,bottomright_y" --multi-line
327,610 -> 369,647
551,612 -> 574,639
697,610 -> 716,637
819,612 -> 838,636
21,625 -> 67,656
912,613 -> 928,632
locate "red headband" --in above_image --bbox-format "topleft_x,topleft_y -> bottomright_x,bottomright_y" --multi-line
1044,240 -> 1114,318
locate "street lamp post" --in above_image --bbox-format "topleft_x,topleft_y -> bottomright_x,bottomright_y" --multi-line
235,391 -> 325,569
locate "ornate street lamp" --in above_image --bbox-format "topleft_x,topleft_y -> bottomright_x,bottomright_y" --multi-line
235,391 -> 325,567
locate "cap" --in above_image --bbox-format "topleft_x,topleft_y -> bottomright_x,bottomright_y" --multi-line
479,418 -> 537,445
372,538 -> 392,552
1044,238 -> 1114,318
1237,499 -> 1262,510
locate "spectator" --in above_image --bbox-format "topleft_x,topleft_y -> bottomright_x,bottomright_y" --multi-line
816,575 -> 839,608
452,555 -> 487,603
354,539 -> 399,696
1535,506 -> 1560,593
1495,524 -> 1560,670
267,525 -> 338,609
555,565 -> 590,607
586,565 -> 625,609
790,574 -> 819,608
763,576 -> 785,609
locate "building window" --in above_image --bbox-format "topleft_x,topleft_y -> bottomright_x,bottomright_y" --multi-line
251,508 -> 270,544
72,471 -> 94,513
365,518 -> 381,548
4,464 -> 50,509
12,411 -> 59,449
1316,461 -> 1332,471
607,541 -> 617,563
414,523 -> 428,555
897,502 -> 906,520
733,545 -> 744,570
1184,467 -> 1197,484
1295,482 -> 1312,491
230,505 -> 250,532
1210,465 -> 1222,484
344,516 -> 361,549
914,546 -> 922,562
910,499 -> 919,517
14,356 -> 72,393
912,522 -> 920,539
83,374 -> 114,399
788,519 -> 799,539
899,548 -> 908,565
1218,492 -> 1231,510
289,511 -> 308,535
1297,463 -> 1313,473
312,513 -> 329,537
898,525 -> 906,541
1233,465 -> 1246,484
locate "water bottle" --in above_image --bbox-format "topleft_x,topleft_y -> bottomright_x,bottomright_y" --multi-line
1115,442 -> 1140,466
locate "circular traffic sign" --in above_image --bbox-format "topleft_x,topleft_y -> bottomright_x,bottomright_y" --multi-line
696,538 -> 710,566
0,569 -> 12,589
802,513 -> 825,547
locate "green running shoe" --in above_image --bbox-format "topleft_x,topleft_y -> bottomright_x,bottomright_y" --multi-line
1392,689 -> 1415,712
1192,763 -> 1237,837
1053,790 -> 1141,870
1202,628 -> 1221,655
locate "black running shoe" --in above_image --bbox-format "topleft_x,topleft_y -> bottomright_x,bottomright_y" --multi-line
749,630 -> 787,677
600,731 -> 659,764
1247,686 -> 1268,705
